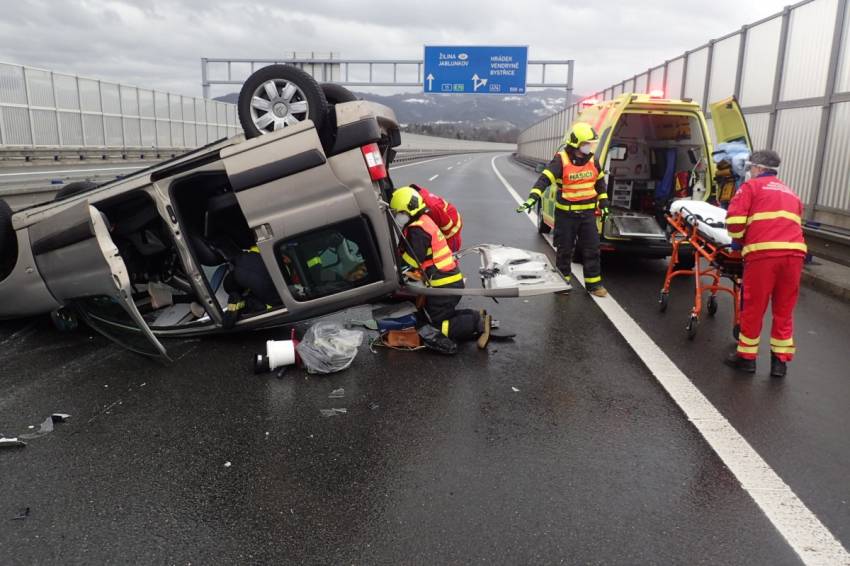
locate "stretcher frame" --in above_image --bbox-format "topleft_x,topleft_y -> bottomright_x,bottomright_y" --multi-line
659,208 -> 743,339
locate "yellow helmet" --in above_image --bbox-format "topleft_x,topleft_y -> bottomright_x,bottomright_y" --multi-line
564,122 -> 599,148
389,186 -> 426,216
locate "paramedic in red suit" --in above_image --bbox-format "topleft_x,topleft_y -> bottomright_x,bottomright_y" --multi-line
724,150 -> 806,378
407,184 -> 464,252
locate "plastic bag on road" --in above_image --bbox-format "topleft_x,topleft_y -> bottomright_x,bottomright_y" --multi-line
296,322 -> 364,374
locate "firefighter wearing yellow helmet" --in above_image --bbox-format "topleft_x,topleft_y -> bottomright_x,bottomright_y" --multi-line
389,186 -> 513,349
516,122 -> 609,297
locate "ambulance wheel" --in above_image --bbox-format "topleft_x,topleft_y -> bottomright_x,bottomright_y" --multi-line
686,315 -> 699,340
733,324 -> 740,341
0,198 -> 16,280
537,203 -> 551,234
238,64 -> 327,138
50,308 -> 79,332
658,291 -> 669,313
707,295 -> 718,317
675,249 -> 696,270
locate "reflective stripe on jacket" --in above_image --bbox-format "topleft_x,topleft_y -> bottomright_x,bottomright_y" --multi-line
418,186 -> 463,239
556,150 -> 603,211
402,213 -> 461,287
725,175 -> 806,260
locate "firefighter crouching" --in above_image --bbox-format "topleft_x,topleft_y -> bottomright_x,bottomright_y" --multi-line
389,186 -> 512,349
516,122 -> 609,297
724,150 -> 806,378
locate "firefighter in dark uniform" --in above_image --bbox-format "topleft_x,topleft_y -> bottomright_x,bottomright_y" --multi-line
516,122 -> 610,297
389,186 -> 511,349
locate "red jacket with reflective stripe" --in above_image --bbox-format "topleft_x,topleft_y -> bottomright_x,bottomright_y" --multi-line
415,185 -> 462,240
725,174 -> 806,261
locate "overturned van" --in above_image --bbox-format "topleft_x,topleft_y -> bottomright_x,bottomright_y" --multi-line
537,93 -> 751,258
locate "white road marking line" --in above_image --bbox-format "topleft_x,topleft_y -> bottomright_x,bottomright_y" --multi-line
0,166 -> 147,177
390,156 -> 456,170
428,174 -> 439,181
490,155 -> 850,566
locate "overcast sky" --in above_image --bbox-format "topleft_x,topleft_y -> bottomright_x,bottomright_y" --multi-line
0,0 -> 791,98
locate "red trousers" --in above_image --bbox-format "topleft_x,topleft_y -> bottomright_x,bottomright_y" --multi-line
737,255 -> 803,361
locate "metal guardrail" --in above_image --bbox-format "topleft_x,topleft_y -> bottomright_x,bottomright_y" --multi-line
0,61 -> 238,151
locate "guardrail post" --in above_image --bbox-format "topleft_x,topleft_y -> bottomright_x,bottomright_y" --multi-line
77,75 -> 87,148
23,67 -> 37,148
701,40 -> 715,112
766,7 -> 791,149
50,71 -> 63,147
733,26 -> 748,99
201,58 -> 209,99
805,0 -> 847,220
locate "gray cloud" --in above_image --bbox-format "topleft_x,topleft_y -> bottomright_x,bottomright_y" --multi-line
0,0 -> 790,97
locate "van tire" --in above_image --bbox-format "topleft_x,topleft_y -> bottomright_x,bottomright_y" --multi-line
674,248 -> 696,270
238,65 -> 327,139
321,83 -> 358,105
0,199 -> 17,280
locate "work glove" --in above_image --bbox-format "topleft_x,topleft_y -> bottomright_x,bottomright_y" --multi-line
729,242 -> 743,252
598,198 -> 610,217
516,196 -> 538,213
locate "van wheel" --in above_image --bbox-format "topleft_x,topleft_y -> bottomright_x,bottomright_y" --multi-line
238,64 -> 328,139
537,203 -> 551,234
54,180 -> 97,201
321,83 -> 358,105
0,198 -> 17,280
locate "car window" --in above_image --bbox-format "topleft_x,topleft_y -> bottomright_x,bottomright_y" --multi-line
276,217 -> 381,301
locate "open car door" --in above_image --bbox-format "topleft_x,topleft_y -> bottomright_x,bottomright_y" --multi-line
28,201 -> 169,359
401,244 -> 570,297
709,96 -> 752,149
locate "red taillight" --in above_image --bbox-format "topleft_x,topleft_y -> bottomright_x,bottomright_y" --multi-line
361,143 -> 387,181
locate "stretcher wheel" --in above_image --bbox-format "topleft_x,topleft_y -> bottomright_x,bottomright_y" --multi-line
686,315 -> 699,340
707,296 -> 718,317
658,291 -> 669,313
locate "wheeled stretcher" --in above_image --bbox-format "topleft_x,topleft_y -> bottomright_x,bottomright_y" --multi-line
659,200 -> 743,339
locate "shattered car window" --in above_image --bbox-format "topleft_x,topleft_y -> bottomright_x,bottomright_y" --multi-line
276,217 -> 381,301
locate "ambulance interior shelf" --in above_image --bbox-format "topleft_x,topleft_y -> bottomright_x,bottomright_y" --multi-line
602,112 -> 708,240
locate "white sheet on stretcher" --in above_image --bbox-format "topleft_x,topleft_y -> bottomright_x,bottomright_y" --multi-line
668,199 -> 733,246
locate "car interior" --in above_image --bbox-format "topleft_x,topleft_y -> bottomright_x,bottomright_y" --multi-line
604,112 -> 708,239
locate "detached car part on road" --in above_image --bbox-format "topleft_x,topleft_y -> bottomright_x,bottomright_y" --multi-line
0,65 -> 566,359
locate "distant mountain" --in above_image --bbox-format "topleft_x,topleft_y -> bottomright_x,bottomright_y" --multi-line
215,88 -> 579,142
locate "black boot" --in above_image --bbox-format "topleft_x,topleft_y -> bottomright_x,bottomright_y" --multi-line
770,355 -> 787,378
724,352 -> 756,373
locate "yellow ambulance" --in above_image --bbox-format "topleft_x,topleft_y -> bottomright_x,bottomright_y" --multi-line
536,92 -> 751,259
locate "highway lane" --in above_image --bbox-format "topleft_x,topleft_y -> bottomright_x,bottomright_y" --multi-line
491,153 -> 850,553
0,152 -> 845,563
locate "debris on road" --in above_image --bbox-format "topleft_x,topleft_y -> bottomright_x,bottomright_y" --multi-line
224,461 -> 232,468
328,388 -> 345,399
320,408 -> 348,417
20,416 -> 54,440
512,387 -> 520,392
297,322 -> 363,374
0,437 -> 27,448
369,402 -> 380,411
51,413 -> 71,423
12,507 -> 30,521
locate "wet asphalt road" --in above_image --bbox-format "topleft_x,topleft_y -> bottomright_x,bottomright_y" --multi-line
1,152 -> 847,564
